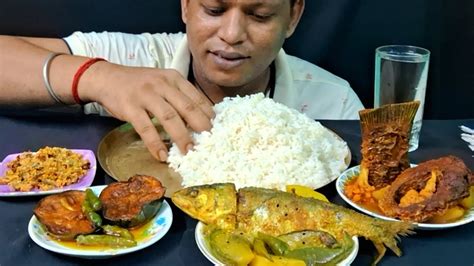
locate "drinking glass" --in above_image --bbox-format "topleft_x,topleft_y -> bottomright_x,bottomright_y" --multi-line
374,45 -> 430,151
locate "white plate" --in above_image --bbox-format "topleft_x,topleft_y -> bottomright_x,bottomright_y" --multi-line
28,185 -> 173,259
336,165 -> 474,230
194,222 -> 359,266
0,149 -> 96,197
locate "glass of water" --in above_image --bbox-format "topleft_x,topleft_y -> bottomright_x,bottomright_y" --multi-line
374,45 -> 430,151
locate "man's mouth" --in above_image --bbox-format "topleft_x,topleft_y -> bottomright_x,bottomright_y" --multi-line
209,50 -> 250,70
211,50 -> 249,60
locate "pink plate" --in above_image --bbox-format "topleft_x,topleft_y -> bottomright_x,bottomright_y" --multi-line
0,149 -> 96,197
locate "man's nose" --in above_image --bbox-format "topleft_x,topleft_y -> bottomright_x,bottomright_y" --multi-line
217,10 -> 247,45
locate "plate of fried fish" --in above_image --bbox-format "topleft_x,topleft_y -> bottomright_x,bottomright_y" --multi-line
29,175 -> 173,259
172,183 -> 414,265
337,102 -> 474,230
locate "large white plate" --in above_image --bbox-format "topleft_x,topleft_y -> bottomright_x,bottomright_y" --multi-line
336,165 -> 474,230
194,222 -> 359,266
0,149 -> 96,197
28,185 -> 173,259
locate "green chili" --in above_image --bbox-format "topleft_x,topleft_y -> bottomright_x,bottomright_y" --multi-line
76,234 -> 137,248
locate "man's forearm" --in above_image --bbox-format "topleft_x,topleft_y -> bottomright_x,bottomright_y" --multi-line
0,35 -> 102,107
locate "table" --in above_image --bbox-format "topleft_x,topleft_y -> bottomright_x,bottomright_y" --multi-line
0,113 -> 472,266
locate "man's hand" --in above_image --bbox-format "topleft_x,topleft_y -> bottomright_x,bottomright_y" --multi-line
81,62 -> 214,161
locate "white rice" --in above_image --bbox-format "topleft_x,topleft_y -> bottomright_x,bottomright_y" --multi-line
167,93 -> 349,190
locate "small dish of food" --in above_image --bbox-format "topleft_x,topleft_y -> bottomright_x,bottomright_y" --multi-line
336,162 -> 474,230
0,147 -> 96,197
195,222 -> 359,266
28,175 -> 173,259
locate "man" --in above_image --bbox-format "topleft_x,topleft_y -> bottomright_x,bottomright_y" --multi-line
0,0 -> 363,161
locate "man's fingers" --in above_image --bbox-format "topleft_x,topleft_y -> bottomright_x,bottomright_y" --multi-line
145,96 -> 194,154
161,83 -> 213,133
175,78 -> 215,119
129,111 -> 169,162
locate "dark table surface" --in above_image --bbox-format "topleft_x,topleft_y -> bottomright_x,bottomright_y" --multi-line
0,113 -> 473,266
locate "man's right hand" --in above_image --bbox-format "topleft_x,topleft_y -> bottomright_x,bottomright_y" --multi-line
81,62 -> 215,161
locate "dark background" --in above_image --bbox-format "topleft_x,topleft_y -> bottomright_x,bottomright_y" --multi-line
1,0 -> 473,119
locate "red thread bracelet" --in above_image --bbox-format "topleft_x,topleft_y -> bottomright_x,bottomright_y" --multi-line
71,58 -> 106,104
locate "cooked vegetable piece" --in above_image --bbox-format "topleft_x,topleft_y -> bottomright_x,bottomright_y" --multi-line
278,230 -> 338,249
102,225 -> 134,240
209,229 -> 255,266
284,246 -> 344,265
460,186 -> 474,209
99,175 -> 166,228
34,190 -> 96,240
249,255 -> 306,266
257,233 -> 289,256
76,234 -> 137,248
284,233 -> 353,266
82,199 -> 102,227
85,188 -> 102,211
429,206 -> 466,223
286,185 -> 329,202
253,238 -> 272,261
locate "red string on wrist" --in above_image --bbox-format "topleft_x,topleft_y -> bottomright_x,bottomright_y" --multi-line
71,58 -> 106,105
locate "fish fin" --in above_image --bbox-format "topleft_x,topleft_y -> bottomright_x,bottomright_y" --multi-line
372,242 -> 386,266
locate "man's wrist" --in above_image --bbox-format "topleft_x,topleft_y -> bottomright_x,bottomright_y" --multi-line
78,60 -> 111,104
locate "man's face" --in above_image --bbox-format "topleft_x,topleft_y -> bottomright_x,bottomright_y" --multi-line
181,0 -> 304,87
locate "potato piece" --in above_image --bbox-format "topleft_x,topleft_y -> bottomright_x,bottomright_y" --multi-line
250,255 -> 306,266
209,229 -> 254,265
430,206 -> 465,223
460,186 -> 474,209
286,185 -> 329,202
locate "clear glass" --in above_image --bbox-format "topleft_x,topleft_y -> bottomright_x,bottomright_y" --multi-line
374,45 -> 430,152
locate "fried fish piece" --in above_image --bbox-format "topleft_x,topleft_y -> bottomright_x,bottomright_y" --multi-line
99,175 -> 166,228
172,183 -> 413,265
358,102 -> 420,189
34,190 -> 96,240
378,156 -> 474,222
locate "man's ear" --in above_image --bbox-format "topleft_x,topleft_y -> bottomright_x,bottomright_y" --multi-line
286,0 -> 305,38
181,0 -> 190,24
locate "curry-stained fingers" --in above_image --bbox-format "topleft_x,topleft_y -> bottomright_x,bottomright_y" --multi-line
128,110 -> 170,162
146,96 -> 194,155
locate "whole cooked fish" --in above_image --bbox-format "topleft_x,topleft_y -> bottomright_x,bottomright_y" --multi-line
172,183 -> 413,264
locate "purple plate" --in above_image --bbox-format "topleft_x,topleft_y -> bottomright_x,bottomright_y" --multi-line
0,149 -> 96,197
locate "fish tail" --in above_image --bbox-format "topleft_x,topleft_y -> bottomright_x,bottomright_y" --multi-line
373,220 -> 414,257
354,218 -> 414,265
359,101 -> 420,131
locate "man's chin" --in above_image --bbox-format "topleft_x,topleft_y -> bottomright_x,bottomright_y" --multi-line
206,75 -> 249,88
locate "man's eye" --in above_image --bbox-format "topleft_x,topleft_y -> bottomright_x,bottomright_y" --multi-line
251,13 -> 273,21
204,6 -> 225,16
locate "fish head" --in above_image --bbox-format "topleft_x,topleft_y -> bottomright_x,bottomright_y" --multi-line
172,183 -> 237,229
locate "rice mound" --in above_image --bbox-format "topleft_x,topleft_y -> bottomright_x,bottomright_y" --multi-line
168,93 -> 349,190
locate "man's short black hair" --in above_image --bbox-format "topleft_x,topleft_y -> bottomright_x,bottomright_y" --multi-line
291,0 -> 296,6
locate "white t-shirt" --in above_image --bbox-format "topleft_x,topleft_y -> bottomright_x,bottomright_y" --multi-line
64,31 -> 364,119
